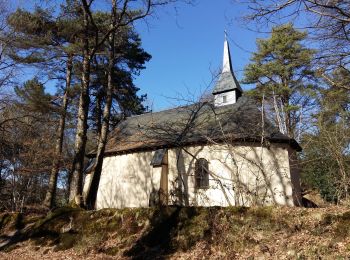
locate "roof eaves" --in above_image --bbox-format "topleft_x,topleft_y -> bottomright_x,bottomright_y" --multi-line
87,135 -> 302,158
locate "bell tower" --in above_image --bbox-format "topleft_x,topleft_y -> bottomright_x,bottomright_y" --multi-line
212,32 -> 243,106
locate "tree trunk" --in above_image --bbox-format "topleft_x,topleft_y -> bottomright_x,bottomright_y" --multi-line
95,93 -> 102,138
44,54 -> 73,208
69,8 -> 91,206
283,94 -> 293,138
272,91 -> 284,134
85,0 -> 116,209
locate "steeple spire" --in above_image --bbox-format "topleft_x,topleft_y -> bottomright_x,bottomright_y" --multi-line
212,32 -> 243,106
222,31 -> 233,73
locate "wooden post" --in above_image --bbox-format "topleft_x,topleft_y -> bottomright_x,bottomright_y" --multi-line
159,150 -> 168,205
288,147 -> 302,206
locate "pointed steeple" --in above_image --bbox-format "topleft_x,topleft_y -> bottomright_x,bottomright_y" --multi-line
212,32 -> 243,106
222,31 -> 233,73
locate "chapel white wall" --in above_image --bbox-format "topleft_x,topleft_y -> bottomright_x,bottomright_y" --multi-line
167,143 -> 294,207
88,143 -> 297,209
87,151 -> 161,209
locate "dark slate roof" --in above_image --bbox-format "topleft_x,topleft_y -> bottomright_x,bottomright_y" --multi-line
212,71 -> 243,94
91,96 -> 301,157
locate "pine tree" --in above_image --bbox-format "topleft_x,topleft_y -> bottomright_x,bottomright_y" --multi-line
8,78 -> 58,211
243,24 -> 315,138
6,6 -> 79,208
15,77 -> 53,113
69,0 -> 156,206
84,11 -> 151,209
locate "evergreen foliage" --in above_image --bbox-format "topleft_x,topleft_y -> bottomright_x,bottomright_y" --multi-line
15,78 -> 53,114
243,24 -> 316,137
0,0 -> 152,209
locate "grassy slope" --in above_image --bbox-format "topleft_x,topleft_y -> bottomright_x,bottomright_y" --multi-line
0,206 -> 350,259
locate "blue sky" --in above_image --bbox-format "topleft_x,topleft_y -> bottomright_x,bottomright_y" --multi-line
11,0 -> 271,111
134,0 -> 264,111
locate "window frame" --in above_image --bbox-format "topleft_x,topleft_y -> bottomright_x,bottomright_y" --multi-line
195,158 -> 210,189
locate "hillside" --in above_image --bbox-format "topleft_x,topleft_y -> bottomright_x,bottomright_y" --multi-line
1,206 -> 350,259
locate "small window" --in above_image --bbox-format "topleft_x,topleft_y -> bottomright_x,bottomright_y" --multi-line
222,95 -> 227,103
195,158 -> 209,189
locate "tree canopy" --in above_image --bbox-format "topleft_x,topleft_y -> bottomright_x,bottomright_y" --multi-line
243,24 -> 315,138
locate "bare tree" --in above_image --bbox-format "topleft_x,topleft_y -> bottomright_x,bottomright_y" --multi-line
0,100 -> 58,212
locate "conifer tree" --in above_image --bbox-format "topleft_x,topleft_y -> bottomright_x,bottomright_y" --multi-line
69,0 -> 158,206
243,0 -> 350,82
15,78 -> 53,113
3,0 -> 184,208
243,24 -> 315,138
84,8 -> 150,209
6,6 -> 79,208
7,78 -> 58,211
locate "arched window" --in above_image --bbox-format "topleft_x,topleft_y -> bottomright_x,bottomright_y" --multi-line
195,158 -> 209,189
